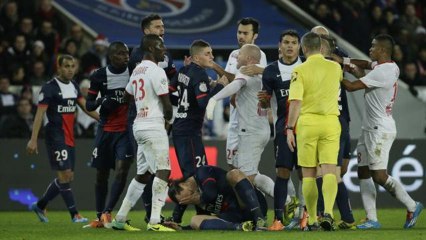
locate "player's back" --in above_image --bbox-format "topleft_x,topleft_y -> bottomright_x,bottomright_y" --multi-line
40,78 -> 81,146
128,60 -> 168,129
171,63 -> 210,136
194,166 -> 236,214
292,54 -> 341,116
235,68 -> 269,135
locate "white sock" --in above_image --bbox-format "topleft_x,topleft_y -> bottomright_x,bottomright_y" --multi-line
384,176 -> 416,211
287,177 -> 296,197
254,173 -> 274,197
297,179 -> 305,218
116,178 -> 145,222
360,178 -> 378,221
149,177 -> 168,225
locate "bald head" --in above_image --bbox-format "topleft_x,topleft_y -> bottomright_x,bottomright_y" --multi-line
311,26 -> 329,36
241,44 -> 261,63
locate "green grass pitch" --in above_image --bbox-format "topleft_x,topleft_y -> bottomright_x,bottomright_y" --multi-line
1,209 -> 425,240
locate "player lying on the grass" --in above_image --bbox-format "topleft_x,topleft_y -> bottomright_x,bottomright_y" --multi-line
168,165 -> 267,231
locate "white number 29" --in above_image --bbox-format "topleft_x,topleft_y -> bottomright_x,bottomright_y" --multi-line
55,150 -> 68,161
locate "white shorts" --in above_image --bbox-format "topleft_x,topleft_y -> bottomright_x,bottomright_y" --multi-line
356,130 -> 396,170
133,126 -> 170,174
235,132 -> 270,176
226,106 -> 239,165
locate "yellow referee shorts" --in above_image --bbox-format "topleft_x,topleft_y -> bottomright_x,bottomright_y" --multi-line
296,114 -> 340,167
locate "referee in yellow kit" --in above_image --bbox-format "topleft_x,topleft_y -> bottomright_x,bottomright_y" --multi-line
286,32 -> 342,231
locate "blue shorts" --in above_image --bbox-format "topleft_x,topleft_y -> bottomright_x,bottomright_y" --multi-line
172,135 -> 206,179
90,128 -> 134,170
274,132 -> 298,169
338,117 -> 351,166
45,141 -> 75,171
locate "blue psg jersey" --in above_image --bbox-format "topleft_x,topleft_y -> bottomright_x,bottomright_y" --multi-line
263,57 -> 302,133
38,78 -> 82,147
88,66 -> 129,132
194,166 -> 237,215
170,63 -> 213,136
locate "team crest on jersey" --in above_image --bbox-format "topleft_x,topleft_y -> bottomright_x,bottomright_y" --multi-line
199,82 -> 208,92
66,0 -> 235,33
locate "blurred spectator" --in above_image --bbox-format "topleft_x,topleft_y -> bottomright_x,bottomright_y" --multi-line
61,38 -> 79,57
19,85 -> 37,112
35,20 -> 60,60
80,34 -> 109,78
0,1 -> 20,40
370,5 -> 387,37
29,60 -> 49,86
393,44 -> 405,69
30,40 -> 50,74
0,75 -> 18,115
75,79 -> 97,138
397,3 -> 422,39
9,64 -> 28,85
18,17 -> 36,45
61,24 -> 93,57
0,36 -> 8,75
0,97 -> 34,138
383,7 -> 400,36
416,45 -> 426,79
402,62 -> 425,86
36,0 -> 66,38
5,34 -> 31,74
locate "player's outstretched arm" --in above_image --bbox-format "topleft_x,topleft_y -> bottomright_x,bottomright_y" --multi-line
27,106 -> 47,155
211,62 -> 235,82
77,97 -> 100,121
240,64 -> 265,76
341,79 -> 367,92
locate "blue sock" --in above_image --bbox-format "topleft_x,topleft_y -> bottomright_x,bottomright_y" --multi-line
234,178 -> 264,222
199,218 -> 239,230
104,178 -> 126,213
316,177 -> 324,216
273,176 -> 288,222
172,204 -> 187,223
142,175 -> 154,219
38,178 -> 60,209
95,181 -> 108,219
58,182 -> 78,218
336,182 -> 354,223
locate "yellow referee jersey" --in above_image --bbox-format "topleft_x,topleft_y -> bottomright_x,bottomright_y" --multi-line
289,54 -> 342,116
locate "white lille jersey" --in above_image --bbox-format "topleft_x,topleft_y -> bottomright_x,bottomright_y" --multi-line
234,68 -> 270,135
360,62 -> 399,133
225,49 -> 267,164
126,60 -> 169,130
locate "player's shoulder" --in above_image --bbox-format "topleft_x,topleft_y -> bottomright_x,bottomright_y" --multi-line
264,61 -> 279,72
90,67 -> 107,80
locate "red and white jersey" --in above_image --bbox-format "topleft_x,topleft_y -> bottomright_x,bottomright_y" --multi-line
126,60 -> 169,130
234,66 -> 270,135
360,62 -> 399,133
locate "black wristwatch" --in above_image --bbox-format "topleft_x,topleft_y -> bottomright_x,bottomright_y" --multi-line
285,125 -> 294,131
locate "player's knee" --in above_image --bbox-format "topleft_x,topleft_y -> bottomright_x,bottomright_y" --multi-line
226,169 -> 245,185
156,169 -> 170,181
276,167 -> 291,179
190,216 -> 204,230
135,173 -> 152,184
357,166 -> 370,179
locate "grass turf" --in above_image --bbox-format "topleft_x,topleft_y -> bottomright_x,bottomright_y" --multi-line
0,209 -> 425,240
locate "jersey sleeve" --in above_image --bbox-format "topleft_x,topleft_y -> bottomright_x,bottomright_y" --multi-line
153,68 -> 169,96
193,70 -> 211,100
38,84 -> 52,107
88,70 -> 102,96
262,65 -> 275,95
125,77 -> 134,96
360,67 -> 392,88
169,69 -> 179,92
260,51 -> 268,67
289,68 -> 304,101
